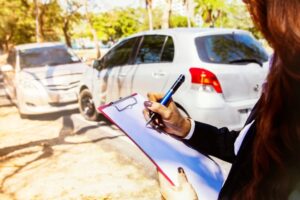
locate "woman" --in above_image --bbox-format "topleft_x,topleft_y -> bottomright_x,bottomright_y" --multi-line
144,0 -> 300,199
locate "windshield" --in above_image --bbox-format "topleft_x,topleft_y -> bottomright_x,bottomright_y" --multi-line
19,45 -> 81,68
195,33 -> 269,65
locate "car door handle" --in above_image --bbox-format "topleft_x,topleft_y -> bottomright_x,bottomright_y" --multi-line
153,71 -> 166,78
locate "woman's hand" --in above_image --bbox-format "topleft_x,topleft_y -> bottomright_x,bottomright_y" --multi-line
143,92 -> 191,138
158,167 -> 198,200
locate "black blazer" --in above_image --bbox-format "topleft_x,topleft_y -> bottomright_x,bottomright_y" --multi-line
184,106 -> 258,200
184,105 -> 300,199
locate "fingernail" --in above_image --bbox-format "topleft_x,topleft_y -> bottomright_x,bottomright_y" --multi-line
178,167 -> 184,173
144,101 -> 153,107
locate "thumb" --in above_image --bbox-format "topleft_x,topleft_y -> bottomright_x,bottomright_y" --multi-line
178,167 -> 189,187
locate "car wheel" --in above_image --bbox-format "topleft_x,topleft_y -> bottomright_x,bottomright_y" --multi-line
79,89 -> 100,121
19,112 -> 28,119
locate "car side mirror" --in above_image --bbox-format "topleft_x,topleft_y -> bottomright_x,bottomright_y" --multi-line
0,64 -> 13,72
92,60 -> 100,68
92,59 -> 104,70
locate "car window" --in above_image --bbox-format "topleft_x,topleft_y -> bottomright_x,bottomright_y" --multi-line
161,36 -> 175,62
135,35 -> 166,64
195,33 -> 269,64
102,38 -> 137,69
19,45 -> 81,68
7,50 -> 16,68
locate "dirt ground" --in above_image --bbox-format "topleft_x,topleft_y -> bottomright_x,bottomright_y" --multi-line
0,49 -> 162,200
0,49 -> 231,200
0,104 -> 161,200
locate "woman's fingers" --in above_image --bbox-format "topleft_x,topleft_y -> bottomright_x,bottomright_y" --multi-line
147,92 -> 165,102
157,169 -> 198,200
178,167 -> 189,188
144,101 -> 172,120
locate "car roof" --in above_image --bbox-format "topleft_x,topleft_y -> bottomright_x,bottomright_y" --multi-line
15,42 -> 66,51
126,28 -> 250,39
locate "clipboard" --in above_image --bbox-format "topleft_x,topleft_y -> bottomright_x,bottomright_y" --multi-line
98,93 -> 224,200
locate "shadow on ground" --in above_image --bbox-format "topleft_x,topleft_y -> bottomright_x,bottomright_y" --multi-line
0,114 -> 121,193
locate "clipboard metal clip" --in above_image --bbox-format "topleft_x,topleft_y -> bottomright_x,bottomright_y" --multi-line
111,95 -> 138,112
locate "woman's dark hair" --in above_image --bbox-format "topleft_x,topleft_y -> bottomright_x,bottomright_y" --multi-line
237,0 -> 300,199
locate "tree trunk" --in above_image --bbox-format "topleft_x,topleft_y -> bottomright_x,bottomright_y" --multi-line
146,0 -> 153,30
162,0 -> 172,29
184,0 -> 195,28
63,18 -> 72,47
84,0 -> 100,59
92,28 -> 100,59
4,33 -> 13,52
34,0 -> 43,42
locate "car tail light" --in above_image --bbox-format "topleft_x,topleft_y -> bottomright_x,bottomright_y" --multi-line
189,67 -> 223,93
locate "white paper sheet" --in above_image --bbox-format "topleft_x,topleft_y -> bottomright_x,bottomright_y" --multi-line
99,93 -> 224,200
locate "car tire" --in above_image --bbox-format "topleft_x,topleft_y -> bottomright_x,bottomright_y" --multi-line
19,112 -> 28,119
79,89 -> 100,121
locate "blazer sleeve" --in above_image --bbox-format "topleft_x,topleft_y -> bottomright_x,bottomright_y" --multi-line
183,121 -> 240,163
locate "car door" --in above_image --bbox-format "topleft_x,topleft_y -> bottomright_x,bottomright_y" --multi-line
129,35 -> 175,97
91,37 -> 139,107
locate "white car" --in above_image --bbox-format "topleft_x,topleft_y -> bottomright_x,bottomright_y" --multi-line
78,28 -> 269,130
1,42 -> 88,118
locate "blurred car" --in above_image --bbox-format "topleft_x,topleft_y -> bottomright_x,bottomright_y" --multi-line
0,42 -> 88,118
78,28 -> 269,130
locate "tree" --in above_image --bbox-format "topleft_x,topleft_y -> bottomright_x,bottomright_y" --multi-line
183,0 -> 195,28
92,8 -> 143,42
162,0 -> 172,29
84,0 -> 101,58
145,0 -> 153,30
60,0 -> 82,47
32,0 -> 62,42
34,0 -> 43,42
195,0 -> 226,27
170,14 -> 193,28
0,0 -> 35,51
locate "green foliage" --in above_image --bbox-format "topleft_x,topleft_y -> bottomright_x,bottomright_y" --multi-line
0,0 -> 264,51
170,15 -> 190,28
40,1 -> 63,41
0,0 -> 65,50
194,0 -> 261,39
92,8 -> 145,42
0,0 -> 35,49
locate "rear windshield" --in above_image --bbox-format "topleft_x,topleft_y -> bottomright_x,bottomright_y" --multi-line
195,33 -> 269,65
19,45 -> 81,68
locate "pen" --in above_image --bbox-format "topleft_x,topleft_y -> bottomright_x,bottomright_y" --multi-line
146,74 -> 185,126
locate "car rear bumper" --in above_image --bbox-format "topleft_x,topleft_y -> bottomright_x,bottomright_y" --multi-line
176,91 -> 259,131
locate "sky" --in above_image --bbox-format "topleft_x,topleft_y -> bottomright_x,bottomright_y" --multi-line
91,0 -> 244,12
94,0 -> 143,12
59,0 -> 244,14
